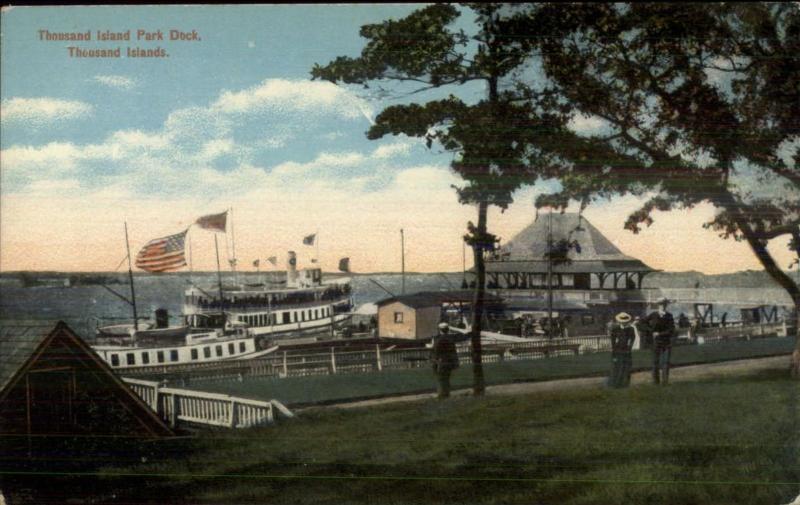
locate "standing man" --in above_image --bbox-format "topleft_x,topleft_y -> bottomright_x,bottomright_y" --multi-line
607,312 -> 636,388
647,298 -> 676,385
431,322 -> 460,399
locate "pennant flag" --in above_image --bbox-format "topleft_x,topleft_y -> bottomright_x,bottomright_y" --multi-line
253,259 -> 260,268
135,230 -> 188,273
338,257 -> 350,273
267,256 -> 277,266
195,211 -> 227,232
303,233 -> 316,246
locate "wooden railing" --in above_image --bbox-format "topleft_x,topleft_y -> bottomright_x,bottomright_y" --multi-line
123,377 -> 293,429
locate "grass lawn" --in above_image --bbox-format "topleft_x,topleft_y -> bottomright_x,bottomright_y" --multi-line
40,367 -> 792,504
189,336 -> 797,406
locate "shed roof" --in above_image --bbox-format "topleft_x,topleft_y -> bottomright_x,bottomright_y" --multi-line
0,320 -> 60,393
376,290 -> 502,309
0,320 -> 173,437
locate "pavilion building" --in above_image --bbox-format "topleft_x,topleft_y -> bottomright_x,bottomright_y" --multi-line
472,212 -> 658,336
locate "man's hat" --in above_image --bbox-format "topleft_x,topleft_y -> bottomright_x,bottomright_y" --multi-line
438,322 -> 449,330
615,312 -> 632,323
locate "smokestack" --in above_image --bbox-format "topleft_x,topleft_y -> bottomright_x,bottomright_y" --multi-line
287,251 -> 298,287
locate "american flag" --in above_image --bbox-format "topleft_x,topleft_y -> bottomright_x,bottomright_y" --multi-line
135,230 -> 188,273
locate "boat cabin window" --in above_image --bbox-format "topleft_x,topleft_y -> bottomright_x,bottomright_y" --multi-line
141,352 -> 150,365
191,349 -> 198,360
126,353 -> 135,366
157,351 -> 165,363
203,346 -> 211,358
170,350 -> 179,362
215,345 -> 223,357
239,342 -> 246,353
228,343 -> 235,354
110,354 -> 119,366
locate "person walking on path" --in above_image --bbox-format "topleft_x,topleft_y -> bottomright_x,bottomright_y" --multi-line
607,312 -> 636,388
647,298 -> 676,385
431,322 -> 460,399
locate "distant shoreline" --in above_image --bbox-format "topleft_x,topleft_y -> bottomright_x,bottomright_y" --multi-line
1,269 -> 797,290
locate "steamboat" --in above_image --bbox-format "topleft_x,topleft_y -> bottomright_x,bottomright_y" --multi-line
94,251 -> 353,370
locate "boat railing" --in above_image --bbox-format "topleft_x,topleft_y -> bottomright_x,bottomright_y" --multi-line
123,377 -> 293,429
187,294 -> 352,313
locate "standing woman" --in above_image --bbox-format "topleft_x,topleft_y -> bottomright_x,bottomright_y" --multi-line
608,312 -> 636,388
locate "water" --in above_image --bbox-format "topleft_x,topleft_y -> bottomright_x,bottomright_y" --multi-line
0,272 -> 792,337
0,272 -> 465,336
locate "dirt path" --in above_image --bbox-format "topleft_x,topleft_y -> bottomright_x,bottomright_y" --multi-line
303,355 -> 792,411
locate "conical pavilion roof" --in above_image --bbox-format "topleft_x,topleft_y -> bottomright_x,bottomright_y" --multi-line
487,212 -> 655,273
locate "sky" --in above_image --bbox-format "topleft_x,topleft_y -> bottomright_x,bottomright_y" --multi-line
0,5 -> 796,274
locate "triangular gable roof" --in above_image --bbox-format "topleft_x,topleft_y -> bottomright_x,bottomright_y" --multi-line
0,320 -> 58,393
0,320 -> 172,437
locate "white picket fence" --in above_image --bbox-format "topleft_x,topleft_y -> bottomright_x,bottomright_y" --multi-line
123,377 -> 293,429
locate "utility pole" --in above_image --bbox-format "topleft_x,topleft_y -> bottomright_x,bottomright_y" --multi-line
400,228 -> 405,295
547,210 -> 554,339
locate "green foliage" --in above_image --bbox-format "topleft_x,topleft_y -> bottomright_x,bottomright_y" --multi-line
513,4 -> 799,243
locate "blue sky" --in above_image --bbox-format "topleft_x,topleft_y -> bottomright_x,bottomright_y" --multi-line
0,5 -> 794,273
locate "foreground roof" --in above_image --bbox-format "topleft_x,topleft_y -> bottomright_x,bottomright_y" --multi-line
0,320 -> 60,393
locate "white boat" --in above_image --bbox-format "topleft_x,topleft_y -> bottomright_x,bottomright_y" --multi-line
94,252 -> 353,371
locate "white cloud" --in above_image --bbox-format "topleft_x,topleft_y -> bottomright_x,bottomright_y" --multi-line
212,78 -> 373,121
1,97 -> 92,126
93,74 -> 137,91
373,142 -> 412,159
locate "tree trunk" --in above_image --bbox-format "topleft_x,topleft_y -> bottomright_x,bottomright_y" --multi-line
470,201 -> 488,395
728,202 -> 800,376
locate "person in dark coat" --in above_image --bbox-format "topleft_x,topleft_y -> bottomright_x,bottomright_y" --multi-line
430,322 -> 459,399
607,312 -> 636,388
647,298 -> 676,385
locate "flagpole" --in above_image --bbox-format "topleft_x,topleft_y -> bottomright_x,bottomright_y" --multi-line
230,207 -> 237,285
124,222 -> 139,331
215,234 -> 225,321
188,227 -> 194,279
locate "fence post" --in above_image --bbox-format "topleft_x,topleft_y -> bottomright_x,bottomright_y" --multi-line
229,399 -> 238,428
152,382 -> 161,414
375,344 -> 382,371
169,394 -> 178,429
330,347 -> 337,374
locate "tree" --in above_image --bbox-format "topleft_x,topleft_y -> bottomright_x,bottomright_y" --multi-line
510,3 -> 800,373
312,4 -> 592,394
